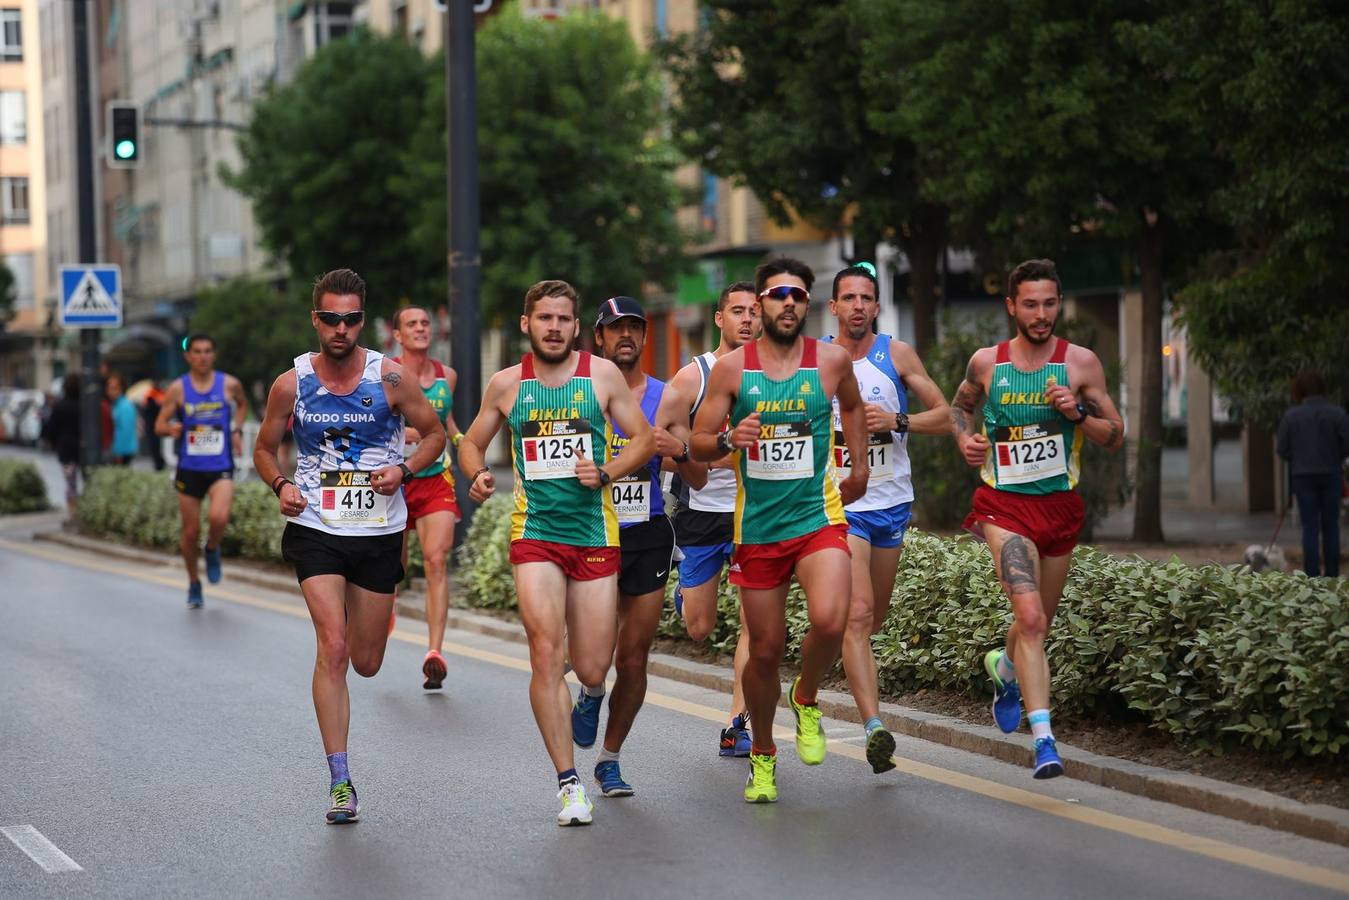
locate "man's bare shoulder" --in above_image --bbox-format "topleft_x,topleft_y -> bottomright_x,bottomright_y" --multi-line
968,345 -> 998,377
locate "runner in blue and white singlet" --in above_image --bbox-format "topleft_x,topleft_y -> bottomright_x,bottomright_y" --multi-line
826,264 -> 952,776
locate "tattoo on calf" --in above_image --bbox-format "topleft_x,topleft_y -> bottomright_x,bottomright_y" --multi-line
1000,537 -> 1039,595
382,372 -> 401,386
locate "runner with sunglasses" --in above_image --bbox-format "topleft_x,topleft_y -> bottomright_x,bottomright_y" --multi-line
253,268 -> 447,824
457,280 -> 654,826
655,281 -> 759,758
154,333 -> 248,608
691,257 -> 869,803
951,259 -> 1124,778
823,263 -> 951,775
390,305 -> 463,690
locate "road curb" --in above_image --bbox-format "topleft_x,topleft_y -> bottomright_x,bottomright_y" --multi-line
30,529 -> 1349,848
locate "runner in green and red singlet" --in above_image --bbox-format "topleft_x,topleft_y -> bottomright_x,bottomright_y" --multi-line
457,280 -> 654,827
951,258 -> 1125,779
691,257 -> 869,804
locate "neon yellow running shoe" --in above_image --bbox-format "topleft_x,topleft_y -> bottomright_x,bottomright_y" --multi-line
744,751 -> 778,803
788,675 -> 826,765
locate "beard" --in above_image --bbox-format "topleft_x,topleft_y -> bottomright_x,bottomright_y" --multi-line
762,311 -> 805,345
1015,317 -> 1056,345
321,335 -> 357,359
529,332 -> 572,363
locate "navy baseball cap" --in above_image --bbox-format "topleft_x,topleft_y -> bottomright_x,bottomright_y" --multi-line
595,296 -> 646,327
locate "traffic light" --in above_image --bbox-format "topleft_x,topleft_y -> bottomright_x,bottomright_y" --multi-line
105,101 -> 140,169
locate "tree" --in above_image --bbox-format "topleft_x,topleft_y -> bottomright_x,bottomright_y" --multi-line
0,260 -> 15,327
225,30 -> 434,320
190,279 -> 313,412
862,0 -> 1225,542
657,1 -> 948,354
400,8 -> 687,321
1172,1 -> 1349,424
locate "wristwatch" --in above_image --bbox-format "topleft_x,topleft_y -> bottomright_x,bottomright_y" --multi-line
716,431 -> 734,454
598,469 -> 612,488
1069,402 -> 1090,424
674,442 -> 690,464
398,462 -> 413,482
893,412 -> 910,434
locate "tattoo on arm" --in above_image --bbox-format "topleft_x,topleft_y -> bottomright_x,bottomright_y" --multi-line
1084,398 -> 1103,418
950,381 -> 982,434
382,372 -> 401,386
999,536 -> 1039,595
1106,419 -> 1121,448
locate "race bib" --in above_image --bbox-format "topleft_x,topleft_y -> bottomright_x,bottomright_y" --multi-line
318,470 -> 391,527
992,420 -> 1067,485
833,430 -> 894,482
520,419 -> 593,481
611,474 -> 650,524
745,420 -> 813,481
186,425 -> 225,456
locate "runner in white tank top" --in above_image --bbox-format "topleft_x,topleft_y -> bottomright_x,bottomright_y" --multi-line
654,282 -> 760,756
826,264 -> 951,775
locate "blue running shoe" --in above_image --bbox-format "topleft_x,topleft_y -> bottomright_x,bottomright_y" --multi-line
594,760 -> 634,797
719,713 -> 751,758
983,649 -> 1022,733
187,581 -> 204,609
1033,737 -> 1064,779
204,545 -> 222,584
571,690 -> 602,748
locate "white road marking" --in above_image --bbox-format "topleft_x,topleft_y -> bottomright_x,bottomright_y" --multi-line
1,825 -> 83,873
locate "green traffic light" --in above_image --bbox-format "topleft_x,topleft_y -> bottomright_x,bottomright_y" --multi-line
114,139 -> 136,160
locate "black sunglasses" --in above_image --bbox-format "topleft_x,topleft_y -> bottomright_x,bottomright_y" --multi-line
315,310 -> 364,327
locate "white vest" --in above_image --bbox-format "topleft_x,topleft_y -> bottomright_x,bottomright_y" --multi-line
688,351 -> 737,514
828,334 -> 914,511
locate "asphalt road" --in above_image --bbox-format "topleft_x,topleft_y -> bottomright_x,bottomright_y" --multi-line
1,527 -> 1347,899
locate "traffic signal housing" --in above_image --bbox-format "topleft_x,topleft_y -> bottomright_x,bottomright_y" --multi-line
106,101 -> 141,169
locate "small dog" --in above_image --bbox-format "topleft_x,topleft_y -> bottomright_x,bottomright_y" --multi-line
1243,544 -> 1288,573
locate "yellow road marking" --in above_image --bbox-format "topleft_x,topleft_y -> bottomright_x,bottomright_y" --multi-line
3,536 -> 1347,894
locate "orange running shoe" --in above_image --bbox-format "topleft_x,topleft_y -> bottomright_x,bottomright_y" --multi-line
423,649 -> 447,690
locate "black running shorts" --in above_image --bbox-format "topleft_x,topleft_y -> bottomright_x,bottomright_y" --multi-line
174,467 -> 233,500
618,516 -> 676,597
281,522 -> 405,595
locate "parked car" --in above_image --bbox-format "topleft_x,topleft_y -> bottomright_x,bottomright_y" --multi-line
0,389 -> 46,446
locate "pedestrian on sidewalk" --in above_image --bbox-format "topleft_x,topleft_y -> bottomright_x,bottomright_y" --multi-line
107,373 -> 139,466
1277,370 -> 1349,577
42,373 -> 83,520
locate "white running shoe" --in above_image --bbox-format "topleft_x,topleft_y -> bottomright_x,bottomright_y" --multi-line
556,780 -> 593,826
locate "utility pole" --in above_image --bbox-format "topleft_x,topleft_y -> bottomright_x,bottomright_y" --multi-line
72,0 -> 101,470
446,2 -> 482,531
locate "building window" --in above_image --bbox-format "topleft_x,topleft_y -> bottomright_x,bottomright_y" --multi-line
1,176 -> 29,224
0,90 -> 24,144
1,8 -> 21,62
3,251 -> 34,310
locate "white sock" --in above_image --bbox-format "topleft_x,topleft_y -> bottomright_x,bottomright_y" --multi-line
582,682 -> 605,698
1028,708 -> 1053,741
596,747 -> 619,764
996,652 -> 1016,683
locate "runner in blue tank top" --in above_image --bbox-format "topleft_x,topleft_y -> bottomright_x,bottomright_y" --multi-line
153,333 -> 248,608
825,263 -> 951,776
576,296 -> 681,798
252,269 -> 447,825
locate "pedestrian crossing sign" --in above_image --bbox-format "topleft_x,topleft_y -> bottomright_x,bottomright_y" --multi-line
59,264 -> 122,328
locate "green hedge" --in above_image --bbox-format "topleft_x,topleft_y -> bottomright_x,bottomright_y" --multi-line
0,459 -> 51,514
457,493 -> 1349,760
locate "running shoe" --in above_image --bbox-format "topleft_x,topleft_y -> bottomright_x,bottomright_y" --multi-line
865,726 -> 897,774
743,751 -> 778,803
422,649 -> 447,690
203,545 -> 222,584
719,713 -> 752,758
557,780 -> 593,826
787,676 -> 826,765
326,780 -> 359,824
187,581 -> 204,609
983,649 -> 1023,734
1033,737 -> 1064,779
594,760 -> 634,798
571,690 -> 603,748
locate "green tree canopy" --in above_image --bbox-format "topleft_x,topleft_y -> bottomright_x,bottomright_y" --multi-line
225,29 -> 434,320
190,279 -> 312,412
0,259 -> 15,326
400,7 -> 687,322
657,1 -> 948,353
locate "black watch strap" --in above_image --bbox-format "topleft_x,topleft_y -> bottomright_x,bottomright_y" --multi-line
1072,402 -> 1090,424
398,462 -> 414,482
599,469 -> 611,487
717,431 -> 734,454
894,412 -> 910,434
674,442 -> 690,464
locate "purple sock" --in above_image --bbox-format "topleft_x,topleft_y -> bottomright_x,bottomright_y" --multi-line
327,752 -> 349,787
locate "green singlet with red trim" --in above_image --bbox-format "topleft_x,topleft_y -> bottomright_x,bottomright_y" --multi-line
979,338 -> 1082,495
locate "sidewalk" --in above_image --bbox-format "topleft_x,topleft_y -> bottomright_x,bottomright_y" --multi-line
24,526 -> 1349,849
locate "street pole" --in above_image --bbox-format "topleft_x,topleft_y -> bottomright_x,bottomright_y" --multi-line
446,1 -> 482,534
72,0 -> 101,470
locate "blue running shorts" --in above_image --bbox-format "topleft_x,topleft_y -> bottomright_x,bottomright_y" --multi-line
678,541 -> 735,589
844,502 -> 913,550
